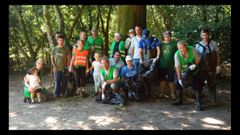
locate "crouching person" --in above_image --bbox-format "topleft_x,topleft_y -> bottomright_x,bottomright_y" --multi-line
100,56 -> 124,105
173,41 -> 203,111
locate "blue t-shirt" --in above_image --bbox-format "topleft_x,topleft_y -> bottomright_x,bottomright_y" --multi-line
121,65 -> 137,78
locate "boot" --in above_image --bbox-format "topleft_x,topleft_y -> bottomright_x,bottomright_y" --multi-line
195,90 -> 203,111
209,89 -> 217,106
173,89 -> 183,105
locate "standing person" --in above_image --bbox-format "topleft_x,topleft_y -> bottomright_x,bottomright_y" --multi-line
79,31 -> 91,51
87,28 -> 104,59
159,31 -> 178,99
51,35 -> 71,98
195,28 -> 221,106
69,40 -> 89,96
130,25 -> 142,71
173,41 -> 203,111
109,51 -> 125,74
139,29 -> 161,64
86,52 -> 103,96
109,33 -> 126,61
125,29 -> 135,56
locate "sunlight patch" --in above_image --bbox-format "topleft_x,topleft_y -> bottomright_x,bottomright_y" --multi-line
202,124 -> 221,129
88,115 -> 121,126
142,125 -> 155,130
201,117 -> 225,125
45,116 -> 58,124
77,121 -> 92,130
9,126 -> 18,130
9,112 -> 17,117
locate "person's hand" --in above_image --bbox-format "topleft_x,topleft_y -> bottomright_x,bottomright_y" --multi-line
178,80 -> 183,86
189,64 -> 196,70
68,67 -> 72,72
155,56 -> 159,60
102,81 -> 107,90
216,66 -> 221,74
140,59 -> 143,64
101,93 -> 105,100
53,66 -> 57,73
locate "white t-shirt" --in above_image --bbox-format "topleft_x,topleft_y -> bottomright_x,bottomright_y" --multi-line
125,37 -> 133,55
92,61 -> 102,76
26,74 -> 41,89
130,36 -> 142,59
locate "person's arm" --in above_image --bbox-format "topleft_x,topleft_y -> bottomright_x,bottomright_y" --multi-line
69,55 -> 75,72
106,68 -> 119,84
139,40 -> 143,63
174,53 -> 182,81
86,65 -> 94,74
156,46 -> 161,58
85,57 -> 89,74
130,39 -> 135,57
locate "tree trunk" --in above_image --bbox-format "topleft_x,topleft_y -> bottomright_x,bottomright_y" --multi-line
43,5 -> 55,48
116,5 -> 146,39
67,5 -> 85,40
12,5 -> 36,63
54,6 -> 65,35
98,5 -> 113,57
88,5 -> 93,32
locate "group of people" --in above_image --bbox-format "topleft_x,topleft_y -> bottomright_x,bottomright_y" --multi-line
23,25 -> 221,111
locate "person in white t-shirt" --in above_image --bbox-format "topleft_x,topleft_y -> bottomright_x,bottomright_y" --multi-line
86,52 -> 103,94
24,67 -> 42,104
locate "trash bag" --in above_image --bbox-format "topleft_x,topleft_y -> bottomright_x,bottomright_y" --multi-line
40,87 -> 53,101
138,58 -> 159,80
181,64 -> 200,88
95,93 -> 102,103
109,93 -> 125,105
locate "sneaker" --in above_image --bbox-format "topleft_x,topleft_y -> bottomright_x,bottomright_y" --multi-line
170,94 -> 176,100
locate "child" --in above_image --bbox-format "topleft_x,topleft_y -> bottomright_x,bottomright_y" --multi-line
86,52 -> 102,99
69,40 -> 89,96
24,67 -> 42,104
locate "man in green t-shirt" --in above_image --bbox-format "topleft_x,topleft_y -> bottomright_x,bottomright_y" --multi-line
159,31 -> 178,99
51,35 -> 71,98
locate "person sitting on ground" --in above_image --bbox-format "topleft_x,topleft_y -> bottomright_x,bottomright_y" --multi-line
109,51 -> 125,74
100,56 -> 119,100
24,67 -> 42,104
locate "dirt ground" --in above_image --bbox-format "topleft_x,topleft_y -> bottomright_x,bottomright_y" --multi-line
9,73 -> 231,130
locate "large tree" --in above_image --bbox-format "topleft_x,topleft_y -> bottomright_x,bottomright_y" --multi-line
116,5 -> 146,39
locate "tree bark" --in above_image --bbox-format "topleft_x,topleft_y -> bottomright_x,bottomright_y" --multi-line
43,5 -> 55,48
67,5 -> 85,40
54,5 -> 65,35
116,5 -> 146,39
12,5 -> 36,63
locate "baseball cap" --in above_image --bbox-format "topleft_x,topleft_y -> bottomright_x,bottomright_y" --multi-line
114,32 -> 121,37
142,29 -> 150,38
129,29 -> 134,33
125,55 -> 133,62
163,31 -> 171,36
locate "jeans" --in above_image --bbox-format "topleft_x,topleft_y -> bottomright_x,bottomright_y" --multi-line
54,70 -> 67,97
133,59 -> 140,71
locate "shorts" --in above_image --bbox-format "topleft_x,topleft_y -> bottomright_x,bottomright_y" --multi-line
159,68 -> 175,82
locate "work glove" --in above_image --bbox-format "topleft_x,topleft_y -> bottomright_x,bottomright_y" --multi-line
102,81 -> 107,90
216,66 -> 221,74
140,59 -> 143,64
178,80 -> 183,86
189,64 -> 196,70
102,93 -> 105,100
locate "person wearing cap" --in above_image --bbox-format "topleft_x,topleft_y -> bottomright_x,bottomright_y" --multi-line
87,28 -> 104,57
109,51 -> 125,74
130,25 -> 142,71
109,32 -> 126,61
120,55 -> 137,79
158,31 -> 178,100
139,29 -> 161,64
173,40 -> 203,111
124,29 -> 135,56
195,28 -> 221,106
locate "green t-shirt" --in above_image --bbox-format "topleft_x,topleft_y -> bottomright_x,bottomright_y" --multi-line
159,41 -> 177,69
51,46 -> 69,71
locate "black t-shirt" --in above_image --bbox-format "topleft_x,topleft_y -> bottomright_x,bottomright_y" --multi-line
112,42 -> 120,58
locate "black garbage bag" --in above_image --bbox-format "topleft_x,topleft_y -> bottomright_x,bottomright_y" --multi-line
109,93 -> 125,105
101,87 -> 113,104
181,64 -> 200,88
138,58 -> 159,80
